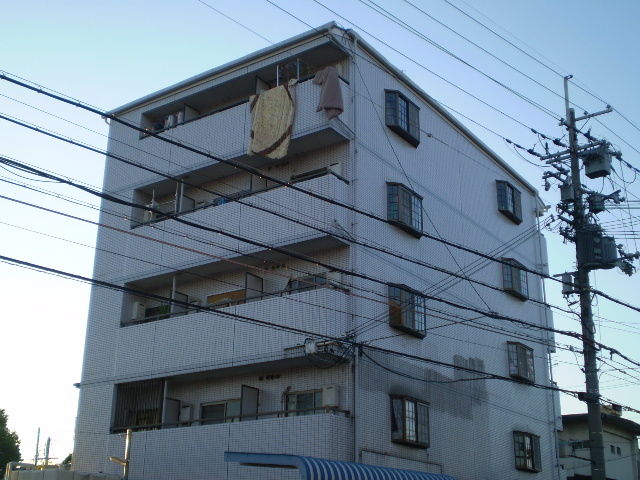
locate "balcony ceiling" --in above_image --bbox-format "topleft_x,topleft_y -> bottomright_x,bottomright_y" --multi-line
127,235 -> 348,290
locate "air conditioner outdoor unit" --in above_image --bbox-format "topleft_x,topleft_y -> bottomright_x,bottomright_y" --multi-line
321,384 -> 339,408
131,302 -> 146,322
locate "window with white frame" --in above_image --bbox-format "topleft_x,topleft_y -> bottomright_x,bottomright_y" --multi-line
502,258 -> 529,300
388,285 -> 427,337
385,90 -> 420,147
513,431 -> 541,472
390,395 -> 429,447
387,183 -> 423,237
285,390 -> 323,416
285,274 -> 327,294
496,180 -> 523,224
200,399 -> 241,424
507,342 -> 535,382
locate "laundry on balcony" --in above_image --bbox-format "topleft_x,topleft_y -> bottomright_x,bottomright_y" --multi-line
248,79 -> 297,159
313,66 -> 344,120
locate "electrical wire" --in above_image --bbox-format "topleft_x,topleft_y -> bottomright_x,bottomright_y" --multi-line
357,0 -> 561,120
0,252 -> 588,399
263,0 -> 562,139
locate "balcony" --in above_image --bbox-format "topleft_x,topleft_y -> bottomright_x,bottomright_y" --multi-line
102,414 -> 353,480
114,287 -> 351,377
115,78 -> 353,193
121,173 -> 351,281
131,163 -> 348,228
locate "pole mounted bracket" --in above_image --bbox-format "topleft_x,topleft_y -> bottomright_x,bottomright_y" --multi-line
577,391 -> 600,403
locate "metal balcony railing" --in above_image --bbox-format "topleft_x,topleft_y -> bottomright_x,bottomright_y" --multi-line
111,406 -> 351,433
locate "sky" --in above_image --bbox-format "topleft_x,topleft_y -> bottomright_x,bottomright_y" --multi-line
0,0 -> 639,465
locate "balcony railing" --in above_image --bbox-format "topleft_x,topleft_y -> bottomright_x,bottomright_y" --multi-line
123,278 -> 346,327
111,406 -> 350,433
135,167 -> 348,228
117,77 -> 352,194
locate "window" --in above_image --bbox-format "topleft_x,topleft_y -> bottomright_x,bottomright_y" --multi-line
571,440 -> 589,450
616,446 -> 621,456
502,258 -> 529,300
388,285 -> 427,337
148,110 -> 184,133
496,180 -> 523,224
513,431 -> 541,472
390,396 -> 429,447
143,105 -> 200,136
200,399 -> 241,425
507,342 -> 535,382
112,379 -> 163,432
285,390 -> 323,416
387,183 -> 423,236
385,90 -> 420,147
286,274 -> 327,293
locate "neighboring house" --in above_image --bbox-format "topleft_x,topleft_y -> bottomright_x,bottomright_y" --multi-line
559,412 -> 640,480
73,23 -> 561,480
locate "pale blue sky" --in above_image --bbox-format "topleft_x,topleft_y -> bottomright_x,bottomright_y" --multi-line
1,0 -> 638,464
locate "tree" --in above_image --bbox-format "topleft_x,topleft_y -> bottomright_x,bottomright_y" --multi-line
0,409 -> 21,479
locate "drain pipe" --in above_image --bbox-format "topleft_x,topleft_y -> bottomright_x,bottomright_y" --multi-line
344,26 -> 361,464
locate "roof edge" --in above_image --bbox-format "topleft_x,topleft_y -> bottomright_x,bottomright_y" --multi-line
562,413 -> 640,435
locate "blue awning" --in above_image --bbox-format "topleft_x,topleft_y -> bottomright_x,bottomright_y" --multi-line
225,452 -> 457,480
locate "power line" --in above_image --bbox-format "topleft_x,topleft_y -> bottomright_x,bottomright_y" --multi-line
438,0 -> 610,111
263,1 -> 562,139
0,253 -> 586,398
5,176 -> 601,358
0,204 -> 581,366
0,156 -> 595,334
0,113 -> 587,318
357,0 -> 560,120
195,0 -> 273,43
2,28 -> 638,347
0,87 -> 635,338
0,90 -> 559,288
434,0 -> 640,163
0,67 -> 581,298
7,189 -> 635,368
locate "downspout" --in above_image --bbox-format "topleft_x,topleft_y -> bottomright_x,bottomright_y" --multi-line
345,27 -> 360,463
537,210 -> 561,480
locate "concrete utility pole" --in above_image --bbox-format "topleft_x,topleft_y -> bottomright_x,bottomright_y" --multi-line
34,427 -> 40,467
44,437 -> 51,466
541,75 -> 639,480
563,74 -> 606,480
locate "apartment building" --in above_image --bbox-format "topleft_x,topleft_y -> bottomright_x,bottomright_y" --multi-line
73,23 -> 561,480
559,411 -> 640,480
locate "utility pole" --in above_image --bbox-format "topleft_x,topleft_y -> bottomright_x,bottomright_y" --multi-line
564,75 -> 606,480
44,437 -> 51,467
541,76 -> 639,480
34,427 -> 40,467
